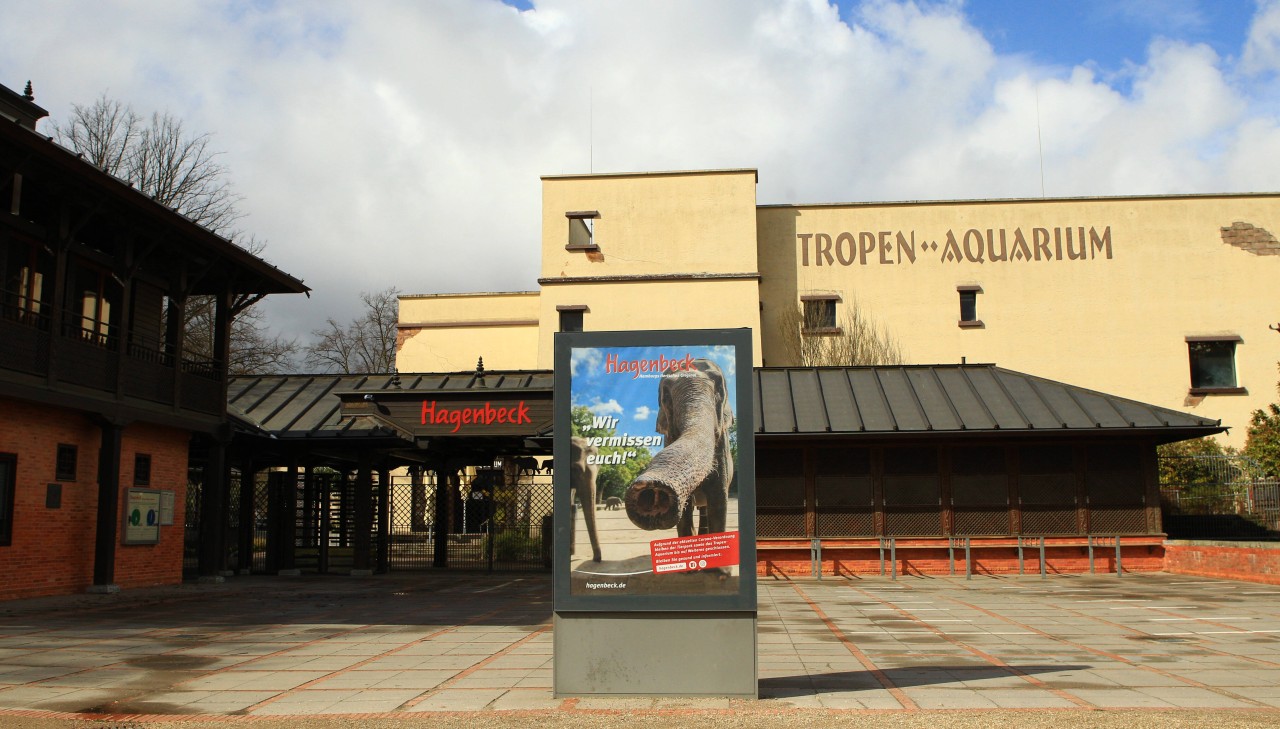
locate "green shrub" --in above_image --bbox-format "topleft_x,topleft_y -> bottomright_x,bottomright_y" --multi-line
486,530 -> 540,562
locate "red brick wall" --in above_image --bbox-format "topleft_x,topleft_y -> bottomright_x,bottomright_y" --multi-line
115,423 -> 189,590
1163,541 -> 1280,585
0,398 -> 190,600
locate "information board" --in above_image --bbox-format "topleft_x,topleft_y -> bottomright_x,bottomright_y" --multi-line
552,328 -> 756,612
122,488 -> 162,545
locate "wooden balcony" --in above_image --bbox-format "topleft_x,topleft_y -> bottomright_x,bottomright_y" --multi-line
0,299 -> 224,417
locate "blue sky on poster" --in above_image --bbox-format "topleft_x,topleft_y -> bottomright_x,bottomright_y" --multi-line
570,345 -> 739,447
2,0 -> 1278,353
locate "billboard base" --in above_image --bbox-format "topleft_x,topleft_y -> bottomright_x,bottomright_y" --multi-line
553,610 -> 757,697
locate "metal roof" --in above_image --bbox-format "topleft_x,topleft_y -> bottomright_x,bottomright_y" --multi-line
228,370 -> 554,440
228,364 -> 1222,444
753,365 -> 1224,440
0,119 -> 308,296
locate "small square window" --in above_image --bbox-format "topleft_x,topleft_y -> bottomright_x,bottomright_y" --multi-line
565,211 -> 600,251
55,444 -> 77,482
558,304 -> 587,333
1188,338 -> 1241,392
134,454 -> 152,486
800,295 -> 840,334
957,285 -> 983,328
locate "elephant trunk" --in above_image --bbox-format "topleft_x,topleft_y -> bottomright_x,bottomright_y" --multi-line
625,398 -> 718,531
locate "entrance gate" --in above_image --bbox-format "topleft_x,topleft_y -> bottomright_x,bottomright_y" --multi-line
186,462 -> 555,575
386,468 -> 554,572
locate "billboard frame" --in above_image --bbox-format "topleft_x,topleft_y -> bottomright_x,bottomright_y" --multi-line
552,327 -> 757,613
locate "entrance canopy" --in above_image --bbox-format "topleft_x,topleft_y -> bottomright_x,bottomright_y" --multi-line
228,369 -> 554,466
229,363 -> 1225,462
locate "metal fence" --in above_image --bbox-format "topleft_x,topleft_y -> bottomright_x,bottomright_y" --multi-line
385,469 -> 554,572
1159,454 -> 1280,540
183,465 -> 555,576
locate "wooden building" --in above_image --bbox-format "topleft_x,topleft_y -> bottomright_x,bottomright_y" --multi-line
752,364 -> 1222,576
0,82 -> 306,599
218,364 -> 1221,578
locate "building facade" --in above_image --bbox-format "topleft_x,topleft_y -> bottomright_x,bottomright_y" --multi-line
398,169 -> 1280,448
0,83 -> 306,599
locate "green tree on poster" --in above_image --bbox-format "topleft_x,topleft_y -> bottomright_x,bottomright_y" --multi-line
570,405 -> 654,502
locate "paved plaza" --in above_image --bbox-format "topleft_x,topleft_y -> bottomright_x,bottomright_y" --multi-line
1,571 -> 1280,724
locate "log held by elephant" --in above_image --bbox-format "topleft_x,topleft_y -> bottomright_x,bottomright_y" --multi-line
625,358 -> 734,538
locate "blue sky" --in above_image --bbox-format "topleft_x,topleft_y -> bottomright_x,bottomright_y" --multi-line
966,1 -> 1253,67
845,1 -> 1259,74
5,1 -> 1277,346
570,345 -> 740,450
504,1 -> 1260,79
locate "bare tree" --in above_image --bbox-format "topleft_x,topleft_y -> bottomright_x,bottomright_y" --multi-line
305,287 -> 400,374
53,94 -> 241,233
777,299 -> 905,366
53,94 -> 296,374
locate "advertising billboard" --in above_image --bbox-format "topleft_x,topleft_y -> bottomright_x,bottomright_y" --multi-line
553,329 -> 755,612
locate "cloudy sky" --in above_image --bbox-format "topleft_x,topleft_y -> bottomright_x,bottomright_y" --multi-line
4,0 -> 1279,350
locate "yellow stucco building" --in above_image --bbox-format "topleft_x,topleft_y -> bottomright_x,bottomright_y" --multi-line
396,168 -> 1280,447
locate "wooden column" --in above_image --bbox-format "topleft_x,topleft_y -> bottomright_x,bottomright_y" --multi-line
803,445 -> 816,538
280,461 -> 298,571
433,466 -> 454,568
92,419 -> 124,588
198,436 -> 230,578
237,457 -> 256,574
377,467 -> 391,574
1075,444 -> 1089,534
352,451 -> 373,573
410,466 -> 428,532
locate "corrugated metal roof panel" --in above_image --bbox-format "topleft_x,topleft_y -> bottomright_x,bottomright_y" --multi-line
754,364 -> 1221,437
788,370 -> 831,433
908,368 -> 964,431
817,369 -> 863,431
964,367 -> 1030,429
847,369 -> 896,431
877,369 -> 929,431
991,369 -> 1067,428
758,369 -> 797,433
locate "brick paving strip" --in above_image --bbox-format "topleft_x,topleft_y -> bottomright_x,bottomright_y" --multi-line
787,582 -> 919,709
927,585 -> 1273,709
797,582 -> 1094,709
382,623 -> 553,710
237,611 -> 550,713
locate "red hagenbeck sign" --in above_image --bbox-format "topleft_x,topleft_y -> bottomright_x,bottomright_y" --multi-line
420,400 -> 531,433
650,531 -> 740,574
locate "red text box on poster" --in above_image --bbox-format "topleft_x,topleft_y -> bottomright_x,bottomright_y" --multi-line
650,531 -> 740,574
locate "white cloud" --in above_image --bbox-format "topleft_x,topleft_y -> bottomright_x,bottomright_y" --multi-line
634,405 -> 652,421
4,0 -> 1278,345
570,347 -> 601,377
588,398 -> 623,416
1243,0 -> 1280,74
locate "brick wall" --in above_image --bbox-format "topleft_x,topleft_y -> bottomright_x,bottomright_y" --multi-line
0,398 -> 190,600
1163,540 -> 1280,585
115,423 -> 189,591
757,537 -> 1166,578
1221,221 -> 1280,255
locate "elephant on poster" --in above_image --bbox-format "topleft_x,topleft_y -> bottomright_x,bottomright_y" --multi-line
625,358 -> 733,537
569,436 -> 602,562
